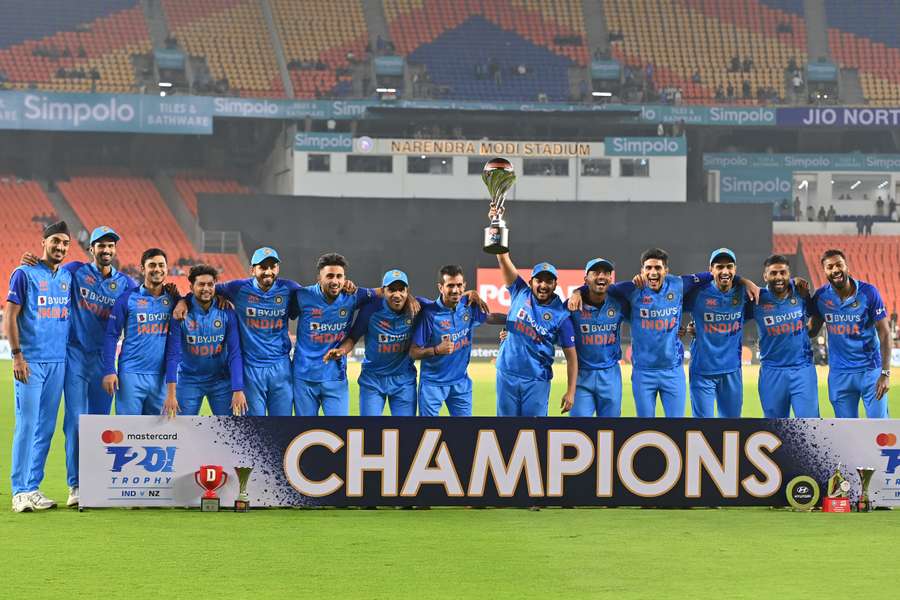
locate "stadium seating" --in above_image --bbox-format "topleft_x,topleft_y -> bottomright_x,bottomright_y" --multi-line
383,0 -> 589,101
0,177 -> 88,299
604,0 -> 807,103
0,0 -> 149,93
774,234 -> 900,312
173,174 -> 250,218
160,0 -> 284,98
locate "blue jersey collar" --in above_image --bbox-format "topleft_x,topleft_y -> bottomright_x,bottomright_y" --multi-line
251,277 -> 277,293
88,261 -> 117,279
828,277 -> 859,306
189,295 -> 213,315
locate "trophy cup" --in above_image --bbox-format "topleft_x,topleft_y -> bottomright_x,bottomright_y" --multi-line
234,466 -> 253,512
195,465 -> 228,512
856,466 -> 875,512
822,463 -> 852,513
482,157 -> 516,254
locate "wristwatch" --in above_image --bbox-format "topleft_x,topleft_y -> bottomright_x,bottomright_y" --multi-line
11,348 -> 22,356
881,369 -> 891,378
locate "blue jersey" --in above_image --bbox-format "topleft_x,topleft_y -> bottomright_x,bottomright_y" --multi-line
103,286 -> 175,376
811,278 -> 886,371
569,294 -> 628,370
6,263 -> 72,362
294,285 -> 377,382
63,261 -> 137,354
684,282 -> 746,375
164,297 -> 244,391
412,296 -> 487,385
216,278 -> 301,365
608,273 -> 713,370
497,277 -> 575,381
745,284 -> 812,368
349,297 -> 426,380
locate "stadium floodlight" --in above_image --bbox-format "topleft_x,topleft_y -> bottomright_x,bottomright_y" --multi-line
850,180 -> 861,190
591,92 -> 612,97
375,87 -> 397,93
158,82 -> 173,88
799,180 -> 808,190
159,91 -> 167,97
878,180 -> 889,189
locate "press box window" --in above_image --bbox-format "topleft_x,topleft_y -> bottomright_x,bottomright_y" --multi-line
347,155 -> 393,173
581,158 -> 611,176
468,157 -> 487,175
407,155 -> 453,174
620,158 -> 650,177
307,154 -> 330,172
523,158 -> 569,176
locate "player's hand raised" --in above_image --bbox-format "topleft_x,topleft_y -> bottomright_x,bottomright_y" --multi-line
231,391 -> 248,416
463,290 -> 488,314
102,374 -> 119,396
567,289 -> 583,311
560,391 -> 574,413
19,252 -> 39,267
172,299 -> 189,320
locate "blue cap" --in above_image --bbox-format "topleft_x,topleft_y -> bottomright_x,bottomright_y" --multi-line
709,247 -> 736,265
250,246 -> 280,265
531,262 -> 558,279
382,269 -> 409,287
585,257 -> 615,273
89,225 -> 120,245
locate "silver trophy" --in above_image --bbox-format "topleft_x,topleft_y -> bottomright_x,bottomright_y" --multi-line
482,157 -> 516,254
856,466 -> 875,512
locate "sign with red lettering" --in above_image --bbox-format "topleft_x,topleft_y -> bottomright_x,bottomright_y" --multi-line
476,268 -> 591,313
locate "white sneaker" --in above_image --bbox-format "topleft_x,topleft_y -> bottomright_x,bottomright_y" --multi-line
12,493 -> 35,513
67,486 -> 79,508
28,490 -> 57,510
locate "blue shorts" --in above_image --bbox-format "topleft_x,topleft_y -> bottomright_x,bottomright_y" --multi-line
631,366 -> 686,417
358,370 -> 416,416
758,364 -> 819,418
689,369 -> 743,418
11,361 -> 64,495
571,365 -> 622,417
293,379 -> 350,416
244,358 -> 293,416
64,346 -> 112,487
418,377 -> 472,416
116,372 -> 166,416
177,378 -> 234,416
496,370 -> 551,417
827,368 -> 887,418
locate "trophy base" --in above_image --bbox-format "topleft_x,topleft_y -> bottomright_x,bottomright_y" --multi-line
483,225 -> 509,255
822,497 -> 851,513
200,497 -> 220,512
234,499 -> 251,512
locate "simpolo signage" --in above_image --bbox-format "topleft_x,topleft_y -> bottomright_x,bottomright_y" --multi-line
294,132 -> 353,152
604,136 -> 686,156
719,168 -> 794,203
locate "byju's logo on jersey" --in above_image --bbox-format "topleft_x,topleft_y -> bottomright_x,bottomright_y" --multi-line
186,335 -> 196,343
137,313 -> 147,322
639,308 -> 650,318
246,307 -> 257,317
580,324 -> 591,333
763,316 -> 776,326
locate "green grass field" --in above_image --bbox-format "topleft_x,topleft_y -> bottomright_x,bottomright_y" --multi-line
1,359 -> 899,599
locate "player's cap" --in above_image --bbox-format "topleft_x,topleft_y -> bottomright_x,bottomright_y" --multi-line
584,257 -> 615,273
709,247 -> 737,265
382,269 -> 409,287
89,225 -> 120,245
251,246 -> 280,265
531,262 -> 558,279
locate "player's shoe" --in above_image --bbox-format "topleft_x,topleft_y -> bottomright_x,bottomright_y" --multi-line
12,493 -> 35,513
28,490 -> 57,510
66,487 -> 79,508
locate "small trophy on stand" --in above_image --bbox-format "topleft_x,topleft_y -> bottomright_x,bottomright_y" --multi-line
856,466 -> 875,512
822,463 -> 852,513
195,465 -> 228,512
482,157 -> 516,254
234,466 -> 253,512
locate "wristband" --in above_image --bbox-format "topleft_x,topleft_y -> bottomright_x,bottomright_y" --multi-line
881,369 -> 891,378
11,348 -> 22,356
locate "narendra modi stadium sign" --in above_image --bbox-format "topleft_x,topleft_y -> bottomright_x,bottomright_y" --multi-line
385,138 -> 596,158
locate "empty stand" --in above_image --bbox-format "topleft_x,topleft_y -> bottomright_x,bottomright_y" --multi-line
173,174 -> 250,218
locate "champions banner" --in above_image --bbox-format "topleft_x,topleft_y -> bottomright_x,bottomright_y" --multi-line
80,416 -> 900,509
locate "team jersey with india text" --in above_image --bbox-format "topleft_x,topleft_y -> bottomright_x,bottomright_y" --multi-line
569,293 -> 628,371
6,263 -> 72,362
811,278 -> 886,371
745,284 -> 813,368
412,296 -> 487,385
216,278 -> 301,365
349,297 -> 429,379
63,261 -> 137,354
103,286 -> 176,375
294,285 -> 377,382
497,276 -> 575,381
604,272 -> 714,370
684,281 -> 745,375
164,297 -> 244,390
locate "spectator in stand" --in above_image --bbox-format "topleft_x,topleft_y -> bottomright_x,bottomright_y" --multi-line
742,57 -> 753,73
806,205 -> 815,221
792,72 -> 803,92
729,56 -> 740,72
691,70 -> 701,84
787,56 -> 798,72
888,196 -> 896,220
714,84 -> 725,101
657,123 -> 665,136
726,82 -> 735,100
794,196 -> 801,221
865,214 -> 874,236
856,216 -> 864,236
817,206 -> 826,222
742,79 -> 751,99
876,196 -> 885,216
826,205 -> 836,221
779,199 -> 790,218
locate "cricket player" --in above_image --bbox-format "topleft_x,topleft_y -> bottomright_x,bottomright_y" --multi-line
102,248 -> 176,415
6,221 -> 72,512
175,247 -> 300,416
163,264 -> 247,417
410,265 -> 494,416
494,251 -> 577,417
745,255 -> 819,418
325,269 -> 425,416
293,253 -> 381,416
569,258 -> 628,417
810,249 -> 892,418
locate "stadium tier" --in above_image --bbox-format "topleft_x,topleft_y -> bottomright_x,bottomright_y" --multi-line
0,0 -> 149,93
173,173 -> 250,218
774,234 -> 900,312
160,0 -> 285,98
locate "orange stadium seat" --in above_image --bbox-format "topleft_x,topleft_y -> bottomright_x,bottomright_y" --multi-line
173,174 -> 250,218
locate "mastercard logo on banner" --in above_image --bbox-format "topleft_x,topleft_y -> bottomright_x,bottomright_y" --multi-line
101,430 -> 124,444
876,433 -> 897,446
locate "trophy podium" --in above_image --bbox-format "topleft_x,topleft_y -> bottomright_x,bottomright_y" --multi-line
822,463 -> 852,513
482,157 -> 516,254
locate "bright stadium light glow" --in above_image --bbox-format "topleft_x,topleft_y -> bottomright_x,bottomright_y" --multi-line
850,180 -> 861,190
375,87 -> 397,93
158,82 -> 173,88
878,180 -> 889,189
591,92 -> 612,97
798,180 -> 808,190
